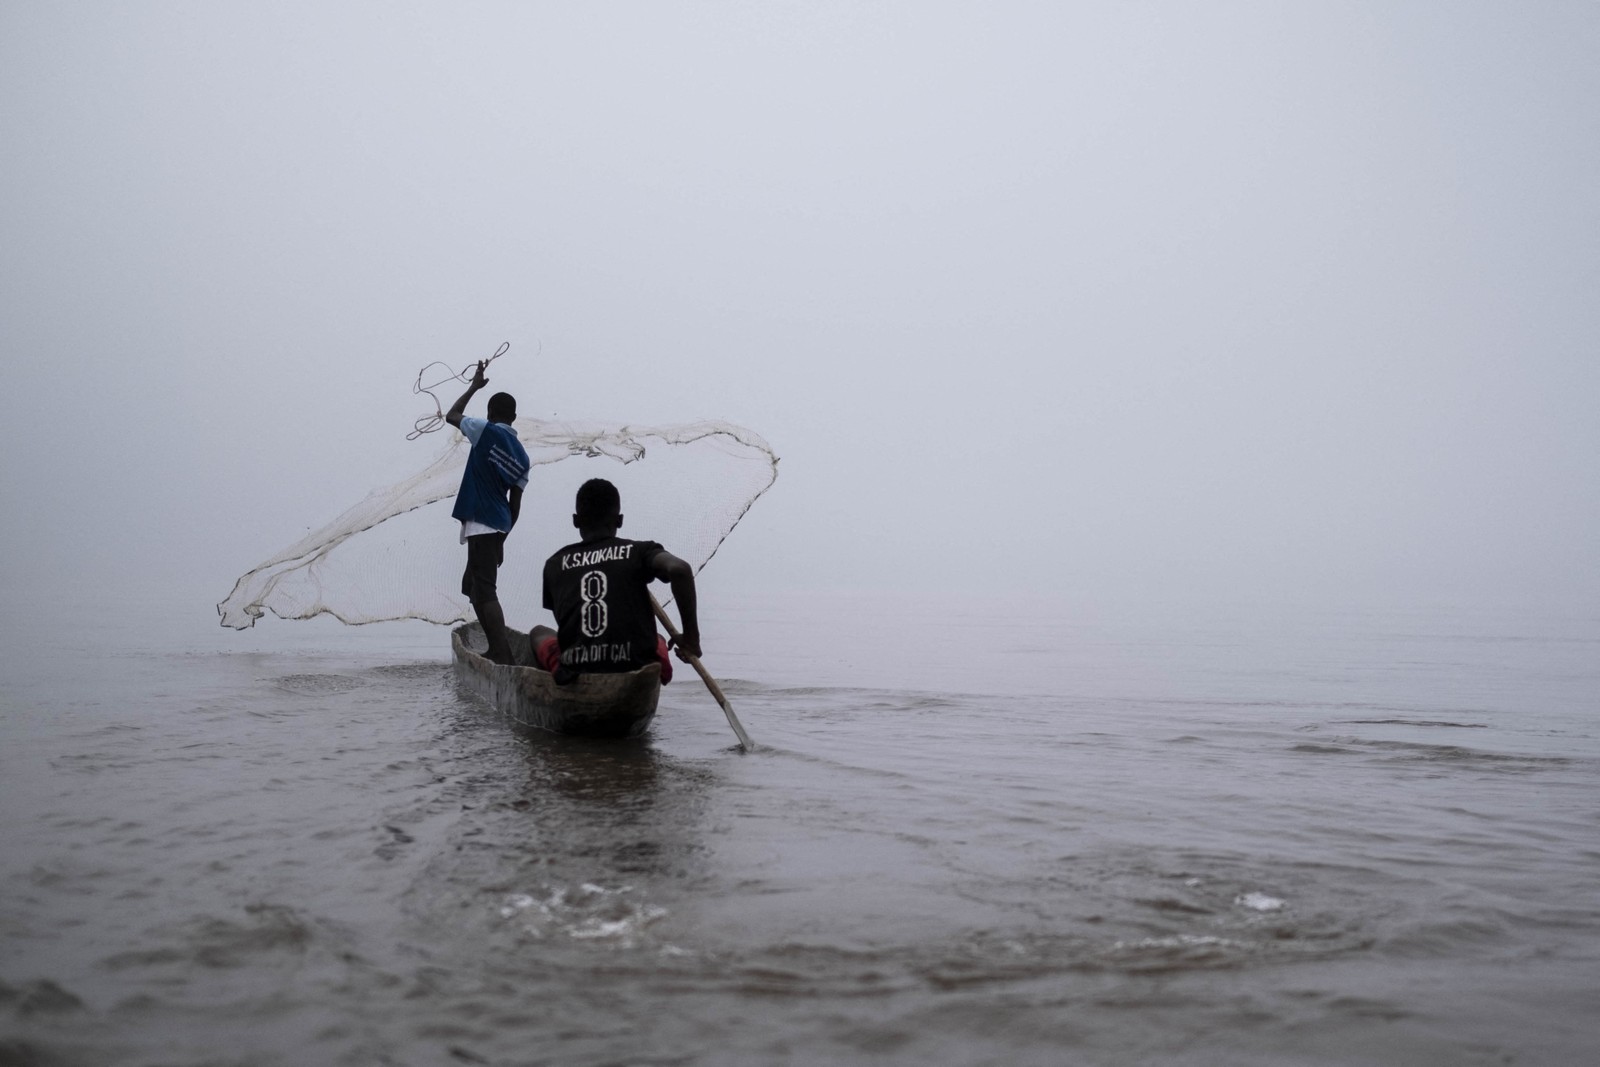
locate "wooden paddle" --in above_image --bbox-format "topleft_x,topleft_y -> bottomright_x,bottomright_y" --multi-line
650,593 -> 754,752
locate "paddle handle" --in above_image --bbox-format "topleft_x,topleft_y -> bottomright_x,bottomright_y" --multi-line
650,594 -> 754,751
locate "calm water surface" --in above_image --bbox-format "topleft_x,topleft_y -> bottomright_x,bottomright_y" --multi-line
1,589 -> 1597,1065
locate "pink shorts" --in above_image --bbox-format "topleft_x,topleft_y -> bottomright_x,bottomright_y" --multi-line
534,635 -> 674,684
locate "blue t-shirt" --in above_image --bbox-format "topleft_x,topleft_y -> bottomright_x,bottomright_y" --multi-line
451,417 -> 531,533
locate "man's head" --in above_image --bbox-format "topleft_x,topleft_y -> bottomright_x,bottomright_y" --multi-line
574,478 -> 622,535
486,392 -> 517,424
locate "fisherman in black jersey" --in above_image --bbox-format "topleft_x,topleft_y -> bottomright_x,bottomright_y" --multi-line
531,478 -> 700,683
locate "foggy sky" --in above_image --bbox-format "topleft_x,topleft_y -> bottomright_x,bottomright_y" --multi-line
3,1 -> 1597,625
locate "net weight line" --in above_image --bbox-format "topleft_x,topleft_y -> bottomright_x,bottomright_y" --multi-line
407,340 -> 512,440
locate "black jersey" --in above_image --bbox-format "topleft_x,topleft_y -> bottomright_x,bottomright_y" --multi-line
541,536 -> 666,673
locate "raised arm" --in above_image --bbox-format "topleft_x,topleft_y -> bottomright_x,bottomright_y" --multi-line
444,361 -> 489,428
650,550 -> 701,659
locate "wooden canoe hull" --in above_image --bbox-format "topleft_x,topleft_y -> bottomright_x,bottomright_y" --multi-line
451,623 -> 662,738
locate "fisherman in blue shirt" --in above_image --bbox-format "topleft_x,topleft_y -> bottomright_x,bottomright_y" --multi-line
445,361 -> 531,664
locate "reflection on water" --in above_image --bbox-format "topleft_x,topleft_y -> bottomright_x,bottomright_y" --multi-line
517,731 -> 665,804
387,681 -> 720,971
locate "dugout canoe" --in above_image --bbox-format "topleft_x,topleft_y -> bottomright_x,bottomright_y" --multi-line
451,623 -> 662,738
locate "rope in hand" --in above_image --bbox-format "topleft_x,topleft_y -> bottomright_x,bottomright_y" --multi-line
407,341 -> 511,440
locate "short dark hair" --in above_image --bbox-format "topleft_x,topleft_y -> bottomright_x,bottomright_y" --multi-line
574,478 -> 621,524
486,392 -> 516,422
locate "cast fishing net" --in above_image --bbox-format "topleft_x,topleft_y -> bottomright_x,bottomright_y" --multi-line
217,417 -> 779,629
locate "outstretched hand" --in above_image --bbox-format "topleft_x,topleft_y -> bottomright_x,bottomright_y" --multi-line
470,360 -> 489,389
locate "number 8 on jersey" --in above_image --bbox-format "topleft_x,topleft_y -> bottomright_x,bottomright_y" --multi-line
579,569 -> 609,637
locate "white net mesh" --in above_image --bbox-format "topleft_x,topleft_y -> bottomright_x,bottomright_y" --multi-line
217,418 -> 778,629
